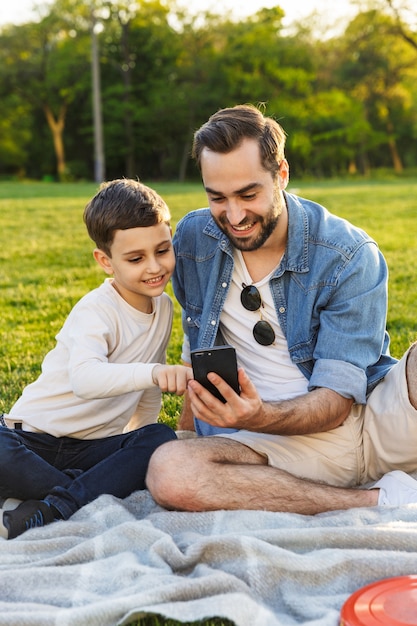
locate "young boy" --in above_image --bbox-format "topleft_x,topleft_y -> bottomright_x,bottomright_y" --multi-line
0,178 -> 192,540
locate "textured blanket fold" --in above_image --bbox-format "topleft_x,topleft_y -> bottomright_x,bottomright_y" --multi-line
0,491 -> 417,625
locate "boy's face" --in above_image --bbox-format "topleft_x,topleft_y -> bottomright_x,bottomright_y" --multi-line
94,222 -> 175,312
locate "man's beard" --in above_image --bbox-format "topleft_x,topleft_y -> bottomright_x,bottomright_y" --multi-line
213,190 -> 284,252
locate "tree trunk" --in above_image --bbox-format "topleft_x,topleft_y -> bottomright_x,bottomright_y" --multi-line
387,120 -> 403,173
121,21 -> 135,178
348,160 -> 357,175
43,103 -> 67,180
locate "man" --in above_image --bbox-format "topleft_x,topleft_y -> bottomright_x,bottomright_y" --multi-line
146,104 -> 417,514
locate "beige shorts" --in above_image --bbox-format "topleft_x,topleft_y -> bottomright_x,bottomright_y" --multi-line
219,348 -> 417,487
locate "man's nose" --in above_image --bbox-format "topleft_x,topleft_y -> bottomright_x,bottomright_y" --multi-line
226,199 -> 246,226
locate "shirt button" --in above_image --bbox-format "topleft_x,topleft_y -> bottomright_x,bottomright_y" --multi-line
187,316 -> 191,322
222,282 -> 227,288
211,320 -> 216,326
279,307 -> 286,313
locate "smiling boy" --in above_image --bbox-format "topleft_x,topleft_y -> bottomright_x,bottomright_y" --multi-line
0,179 -> 192,539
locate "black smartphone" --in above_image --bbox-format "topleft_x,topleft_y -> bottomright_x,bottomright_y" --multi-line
190,345 -> 240,403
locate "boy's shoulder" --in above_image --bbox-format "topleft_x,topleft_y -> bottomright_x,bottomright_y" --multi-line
80,281 -> 173,314
61,282 -> 172,332
157,291 -> 173,311
74,279 -> 114,307
59,280 -> 114,326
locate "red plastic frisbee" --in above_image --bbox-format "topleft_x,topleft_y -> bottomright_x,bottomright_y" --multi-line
340,576 -> 417,625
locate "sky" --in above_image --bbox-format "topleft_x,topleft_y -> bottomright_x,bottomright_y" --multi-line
0,0 -> 358,29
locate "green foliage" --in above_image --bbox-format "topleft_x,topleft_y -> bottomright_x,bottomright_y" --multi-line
0,13 -> 92,180
327,10 -> 417,173
0,95 -> 32,176
1,2 -> 417,181
100,0 -> 186,179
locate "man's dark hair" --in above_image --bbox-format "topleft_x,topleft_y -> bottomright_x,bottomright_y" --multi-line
192,104 -> 287,179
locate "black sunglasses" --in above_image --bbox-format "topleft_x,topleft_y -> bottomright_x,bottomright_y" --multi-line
240,283 -> 275,346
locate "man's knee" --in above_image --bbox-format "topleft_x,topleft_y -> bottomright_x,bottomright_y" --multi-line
146,439 -> 185,508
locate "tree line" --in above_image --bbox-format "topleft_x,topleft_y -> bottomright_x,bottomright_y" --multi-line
0,0 -> 416,182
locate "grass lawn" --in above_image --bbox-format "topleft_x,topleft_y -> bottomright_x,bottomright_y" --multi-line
0,178 -> 416,626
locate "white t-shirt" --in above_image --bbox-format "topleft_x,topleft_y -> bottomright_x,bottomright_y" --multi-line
183,250 -> 307,402
7,279 -> 173,439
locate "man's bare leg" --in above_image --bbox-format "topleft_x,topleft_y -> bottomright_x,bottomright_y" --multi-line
146,437 -> 377,514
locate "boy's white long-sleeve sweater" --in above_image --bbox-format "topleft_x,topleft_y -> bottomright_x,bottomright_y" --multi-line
7,279 -> 173,439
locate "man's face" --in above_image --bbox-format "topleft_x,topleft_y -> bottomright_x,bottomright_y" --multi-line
200,138 -> 288,251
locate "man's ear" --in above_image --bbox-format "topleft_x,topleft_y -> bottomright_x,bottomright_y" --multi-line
93,248 -> 114,275
277,159 -> 290,190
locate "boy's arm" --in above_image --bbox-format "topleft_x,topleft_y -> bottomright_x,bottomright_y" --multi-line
63,291 -> 191,398
152,364 -> 193,395
123,387 -> 162,432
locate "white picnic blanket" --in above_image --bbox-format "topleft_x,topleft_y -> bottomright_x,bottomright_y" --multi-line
0,490 -> 417,626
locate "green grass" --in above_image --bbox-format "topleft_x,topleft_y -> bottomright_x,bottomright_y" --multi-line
0,178 -> 416,626
1,178 -> 415,414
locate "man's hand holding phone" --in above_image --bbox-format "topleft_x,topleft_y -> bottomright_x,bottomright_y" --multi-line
188,346 -> 263,430
190,346 -> 240,403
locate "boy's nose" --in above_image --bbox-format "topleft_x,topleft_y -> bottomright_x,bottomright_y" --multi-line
147,256 -> 162,273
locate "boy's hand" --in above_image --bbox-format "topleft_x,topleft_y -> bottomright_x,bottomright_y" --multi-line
152,364 -> 193,395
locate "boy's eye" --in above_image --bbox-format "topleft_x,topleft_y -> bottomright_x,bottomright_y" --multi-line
127,247 -> 171,263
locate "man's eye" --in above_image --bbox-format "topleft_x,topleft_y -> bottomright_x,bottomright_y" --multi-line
210,196 -> 225,203
241,193 -> 256,200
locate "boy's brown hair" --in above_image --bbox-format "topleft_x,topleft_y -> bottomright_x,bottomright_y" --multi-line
84,179 -> 171,256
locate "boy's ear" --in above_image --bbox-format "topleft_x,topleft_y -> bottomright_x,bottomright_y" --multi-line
93,248 -> 114,275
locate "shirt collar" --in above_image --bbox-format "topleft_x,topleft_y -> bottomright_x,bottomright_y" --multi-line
202,192 -> 310,274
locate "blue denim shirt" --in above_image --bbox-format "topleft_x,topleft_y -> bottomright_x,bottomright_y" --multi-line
173,192 -> 397,436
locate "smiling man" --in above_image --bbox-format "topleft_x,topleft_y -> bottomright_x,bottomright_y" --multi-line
146,104 -> 417,514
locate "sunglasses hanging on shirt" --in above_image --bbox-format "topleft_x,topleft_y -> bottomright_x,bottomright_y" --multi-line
240,283 -> 276,346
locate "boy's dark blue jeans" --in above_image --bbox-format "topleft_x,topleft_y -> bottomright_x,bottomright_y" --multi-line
0,423 -> 176,520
